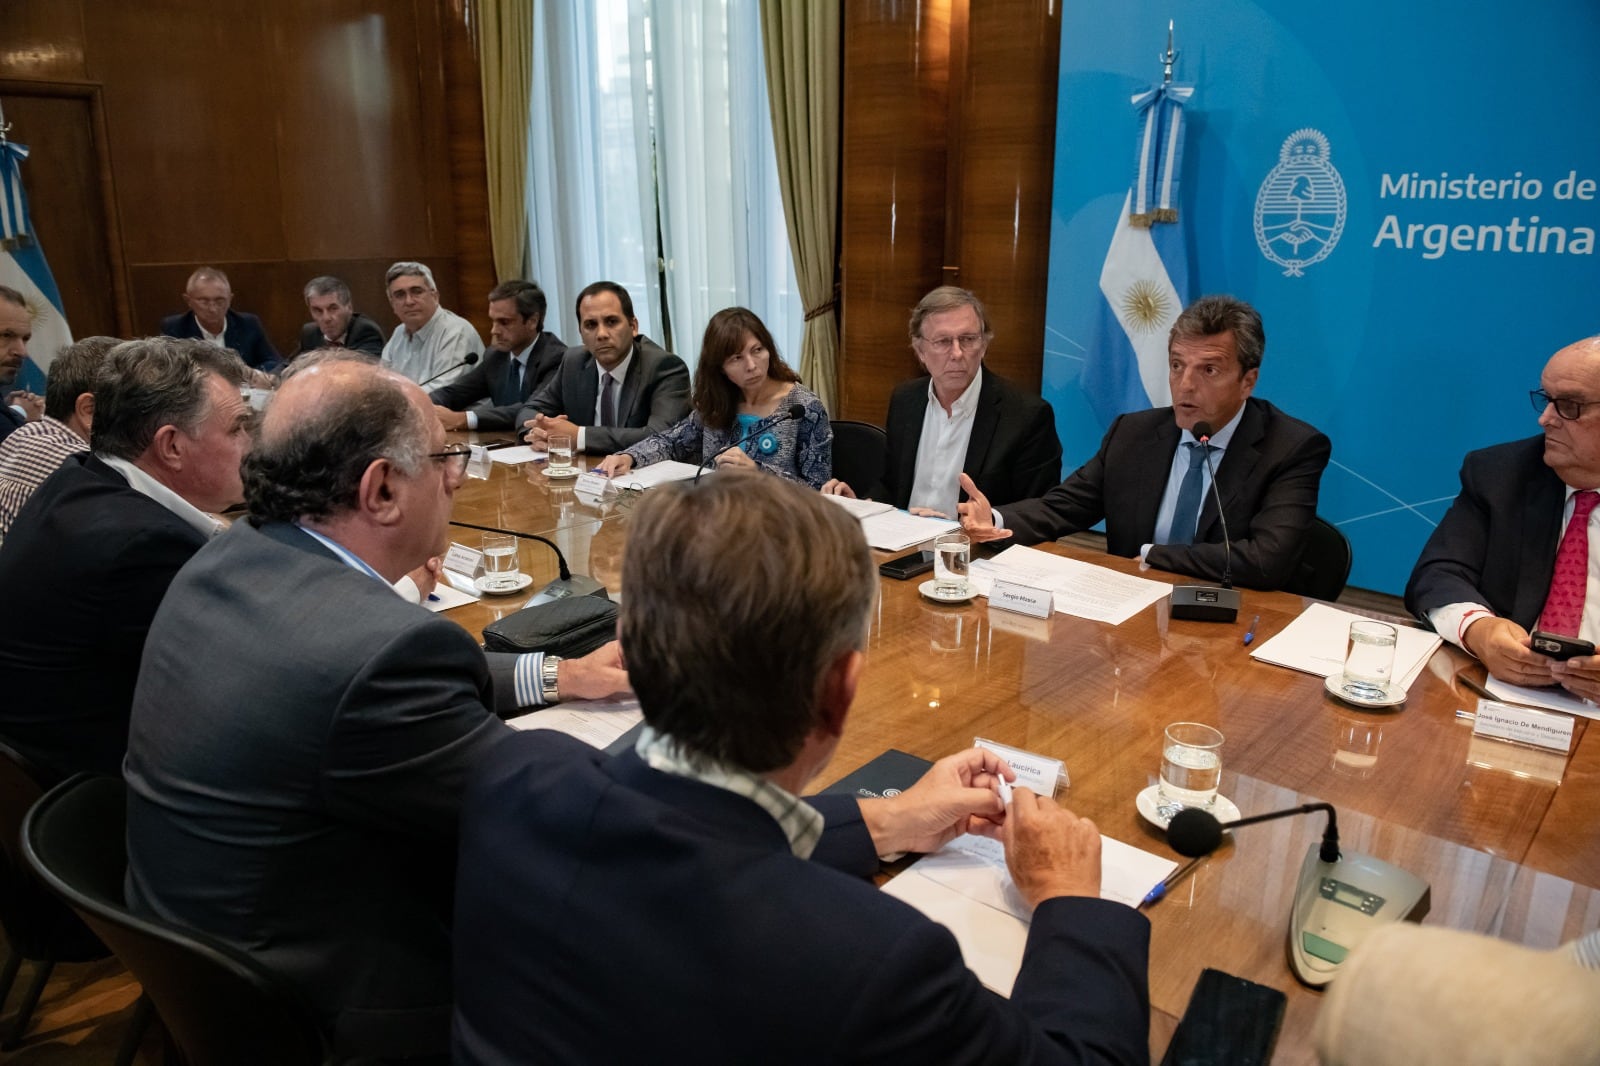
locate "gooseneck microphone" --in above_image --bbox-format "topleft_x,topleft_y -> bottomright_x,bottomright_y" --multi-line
447,519 -> 607,602
1168,420 -> 1242,622
692,403 -> 806,483
418,351 -> 481,388
1167,802 -> 1340,863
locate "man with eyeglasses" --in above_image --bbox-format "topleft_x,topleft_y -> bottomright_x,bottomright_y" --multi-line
160,266 -> 281,370
957,294 -> 1331,591
1407,336 -> 1600,700
822,286 -> 1062,515
122,354 -> 628,1061
380,260 -> 485,388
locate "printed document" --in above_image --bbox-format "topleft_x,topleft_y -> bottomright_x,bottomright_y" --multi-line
609,461 -> 704,491
967,545 -> 1170,625
1249,602 -> 1440,689
508,695 -> 644,748
858,509 -> 961,552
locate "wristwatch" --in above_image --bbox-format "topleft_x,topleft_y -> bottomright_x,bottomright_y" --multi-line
541,655 -> 562,704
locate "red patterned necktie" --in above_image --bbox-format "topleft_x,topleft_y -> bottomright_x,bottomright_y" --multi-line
1538,490 -> 1600,637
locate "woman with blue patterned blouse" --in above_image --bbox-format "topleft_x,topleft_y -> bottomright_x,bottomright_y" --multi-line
596,308 -> 832,489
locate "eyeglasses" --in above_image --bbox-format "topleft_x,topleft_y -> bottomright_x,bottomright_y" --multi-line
916,333 -> 986,354
428,443 -> 471,478
1530,389 -> 1600,421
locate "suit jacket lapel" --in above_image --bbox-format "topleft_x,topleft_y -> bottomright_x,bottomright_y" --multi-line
573,354 -> 601,424
1198,401 -> 1265,540
961,374 -> 1002,494
616,347 -> 644,423
1131,415 -> 1180,541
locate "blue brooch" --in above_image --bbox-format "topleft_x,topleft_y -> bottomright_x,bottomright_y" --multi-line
755,432 -> 779,455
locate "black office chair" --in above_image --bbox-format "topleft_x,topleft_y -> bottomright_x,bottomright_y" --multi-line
0,741 -> 116,1050
830,420 -> 889,498
1284,516 -> 1353,602
22,775 -> 330,1066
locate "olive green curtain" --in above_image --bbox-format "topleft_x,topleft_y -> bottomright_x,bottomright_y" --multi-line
477,0 -> 534,281
759,0 -> 840,413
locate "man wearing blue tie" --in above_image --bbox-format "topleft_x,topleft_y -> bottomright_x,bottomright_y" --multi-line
430,280 -> 566,431
958,295 -> 1331,591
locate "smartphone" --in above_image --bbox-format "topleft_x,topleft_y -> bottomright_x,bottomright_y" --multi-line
878,550 -> 935,580
1531,631 -> 1595,660
1159,968 -> 1285,1066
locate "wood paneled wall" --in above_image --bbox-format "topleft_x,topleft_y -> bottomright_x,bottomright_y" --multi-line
839,0 -> 1062,423
0,0 -> 493,356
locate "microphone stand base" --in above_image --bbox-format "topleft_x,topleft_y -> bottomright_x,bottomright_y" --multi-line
527,573 -> 609,607
1169,585 -> 1240,623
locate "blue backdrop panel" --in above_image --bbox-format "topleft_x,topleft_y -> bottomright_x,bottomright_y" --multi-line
1044,1 -> 1600,595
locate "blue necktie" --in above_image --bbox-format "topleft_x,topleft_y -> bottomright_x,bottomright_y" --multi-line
1167,442 -> 1212,546
506,357 -> 524,402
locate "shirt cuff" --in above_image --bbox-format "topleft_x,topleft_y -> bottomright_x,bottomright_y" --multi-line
1427,602 -> 1495,652
576,426 -> 587,452
8,403 -> 25,422
393,575 -> 422,604
465,410 -> 479,430
1139,543 -> 1154,570
991,508 -> 1006,530
515,651 -> 549,707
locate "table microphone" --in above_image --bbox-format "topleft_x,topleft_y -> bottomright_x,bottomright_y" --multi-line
447,519 -> 607,602
1165,801 -> 1429,987
418,351 -> 481,388
1169,420 -> 1241,623
692,403 -> 806,483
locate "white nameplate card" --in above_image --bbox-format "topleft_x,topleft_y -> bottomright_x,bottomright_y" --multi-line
575,471 -> 616,497
443,542 -> 483,577
973,737 -> 1067,796
466,444 -> 492,480
988,579 -> 1053,619
1472,699 -> 1576,753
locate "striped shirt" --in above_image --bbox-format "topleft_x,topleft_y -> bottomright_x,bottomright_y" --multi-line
0,416 -> 87,537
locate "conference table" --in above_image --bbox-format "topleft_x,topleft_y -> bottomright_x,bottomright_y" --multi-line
446,443 -> 1599,1064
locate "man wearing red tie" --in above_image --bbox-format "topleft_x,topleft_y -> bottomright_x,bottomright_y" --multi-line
1406,335 -> 1600,699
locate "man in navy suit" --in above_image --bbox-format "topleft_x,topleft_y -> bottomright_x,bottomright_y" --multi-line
0,285 -> 42,443
823,286 -> 1062,516
430,280 -> 565,431
452,471 -> 1150,1064
160,266 -> 280,370
516,281 -> 690,454
959,295 -> 1330,591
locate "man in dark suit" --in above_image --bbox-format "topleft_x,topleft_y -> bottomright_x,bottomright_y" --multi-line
823,286 -> 1062,514
294,274 -> 385,358
516,280 -> 690,454
431,279 -> 565,431
0,338 -> 251,784
959,295 -> 1330,591
123,355 -> 628,1061
159,266 -> 280,370
1406,335 -> 1600,700
0,284 -> 41,444
451,471 -> 1150,1065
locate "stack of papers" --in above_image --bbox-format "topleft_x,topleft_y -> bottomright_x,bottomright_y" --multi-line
968,545 -> 1170,625
508,695 -> 644,748
488,445 -> 546,465
1248,602 -> 1441,689
858,510 -> 960,552
882,833 -> 1176,995
821,495 -> 894,521
607,460 -> 704,491
1483,677 -> 1600,720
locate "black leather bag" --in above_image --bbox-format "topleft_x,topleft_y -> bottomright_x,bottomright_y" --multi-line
482,595 -> 618,658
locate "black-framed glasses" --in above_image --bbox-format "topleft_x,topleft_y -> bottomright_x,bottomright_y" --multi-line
1530,389 -> 1600,421
428,443 -> 471,478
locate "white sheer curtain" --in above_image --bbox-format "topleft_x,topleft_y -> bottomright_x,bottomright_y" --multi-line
525,0 -> 803,373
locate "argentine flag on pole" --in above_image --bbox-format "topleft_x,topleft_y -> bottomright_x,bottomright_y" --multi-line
1,138 -> 73,393
1080,79 -> 1193,425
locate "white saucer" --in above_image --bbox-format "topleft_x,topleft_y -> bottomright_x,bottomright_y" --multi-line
918,579 -> 976,605
1324,673 -> 1406,709
474,572 -> 533,596
542,466 -> 580,480
1135,784 -> 1241,830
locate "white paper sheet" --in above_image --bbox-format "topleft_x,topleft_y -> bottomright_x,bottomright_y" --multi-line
610,460 -> 704,490
822,495 -> 895,520
966,545 -> 1170,626
1483,677 -> 1600,720
508,695 -> 644,748
488,445 -> 547,465
881,833 -> 1177,996
423,582 -> 479,612
858,510 -> 960,552
1249,602 -> 1441,690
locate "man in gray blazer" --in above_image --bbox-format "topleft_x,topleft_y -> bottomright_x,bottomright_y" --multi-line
517,280 -> 690,454
123,355 -> 627,1060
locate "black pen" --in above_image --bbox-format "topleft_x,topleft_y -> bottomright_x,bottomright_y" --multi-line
1139,855 -> 1204,910
1241,614 -> 1260,646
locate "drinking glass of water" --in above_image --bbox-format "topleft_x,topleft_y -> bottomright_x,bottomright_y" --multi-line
932,533 -> 970,596
548,434 -> 575,475
481,533 -> 521,592
1158,722 -> 1223,812
1341,620 -> 1397,701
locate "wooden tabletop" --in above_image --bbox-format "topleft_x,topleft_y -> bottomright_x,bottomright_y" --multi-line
446,447 -> 1600,1064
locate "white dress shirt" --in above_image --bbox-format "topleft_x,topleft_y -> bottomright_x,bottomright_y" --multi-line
99,455 -> 225,539
1145,402 -> 1247,553
908,368 -> 983,517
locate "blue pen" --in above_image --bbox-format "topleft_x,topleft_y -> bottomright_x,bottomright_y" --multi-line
1241,614 -> 1260,646
1139,856 -> 1204,910
427,593 -> 441,603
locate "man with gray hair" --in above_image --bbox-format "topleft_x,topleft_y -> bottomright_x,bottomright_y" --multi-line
295,274 -> 385,358
381,260 -> 484,387
123,355 -> 625,1060
959,294 -> 1331,591
452,470 -> 1150,1063
0,335 -> 120,535
823,285 -> 1062,516
0,337 -> 251,784
160,266 -> 280,369
0,284 -> 42,443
